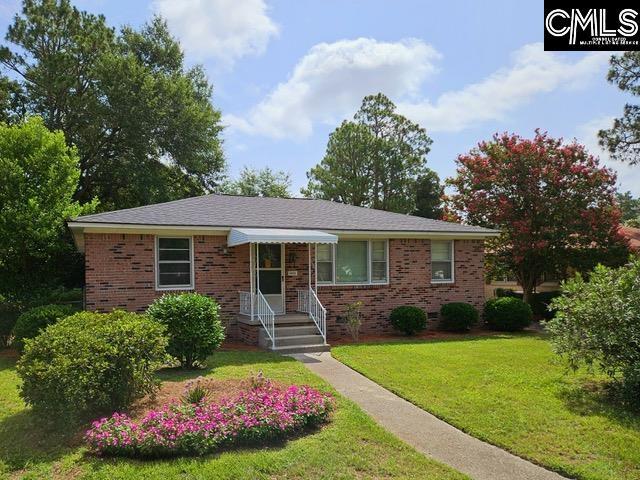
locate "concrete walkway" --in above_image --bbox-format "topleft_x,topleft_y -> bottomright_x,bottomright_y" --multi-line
290,351 -> 567,480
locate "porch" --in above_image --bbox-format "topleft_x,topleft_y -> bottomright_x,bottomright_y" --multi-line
228,228 -> 337,353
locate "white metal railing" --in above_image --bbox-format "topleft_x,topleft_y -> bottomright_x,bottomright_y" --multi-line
306,288 -> 326,344
297,289 -> 309,313
239,291 -> 252,316
255,290 -> 275,349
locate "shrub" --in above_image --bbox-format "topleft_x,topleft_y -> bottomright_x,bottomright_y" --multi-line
147,293 -> 225,368
440,302 -> 479,332
16,310 -> 168,421
547,260 -> 640,403
85,379 -> 333,457
530,291 -> 562,319
181,377 -> 209,405
344,301 -> 363,341
390,306 -> 427,335
484,297 -> 532,331
12,304 -> 75,351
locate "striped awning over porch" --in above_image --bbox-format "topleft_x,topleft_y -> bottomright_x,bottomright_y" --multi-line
227,227 -> 338,247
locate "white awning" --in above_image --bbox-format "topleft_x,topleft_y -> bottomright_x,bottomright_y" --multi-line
228,228 -> 338,247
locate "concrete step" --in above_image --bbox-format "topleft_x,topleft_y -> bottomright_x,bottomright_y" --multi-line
259,332 -> 325,349
271,343 -> 331,354
274,313 -> 314,325
276,334 -> 324,347
259,324 -> 320,339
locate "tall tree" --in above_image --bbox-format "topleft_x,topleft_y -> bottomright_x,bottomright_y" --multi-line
448,130 -> 629,305
413,169 -> 444,219
0,117 -> 96,295
303,93 -> 432,213
0,1 -> 225,210
616,191 -> 640,226
599,52 -> 640,165
221,166 -> 292,198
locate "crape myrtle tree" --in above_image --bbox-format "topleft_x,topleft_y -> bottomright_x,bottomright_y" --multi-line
447,130 -> 629,305
0,0 -> 225,211
303,93 -> 437,215
599,52 -> 640,165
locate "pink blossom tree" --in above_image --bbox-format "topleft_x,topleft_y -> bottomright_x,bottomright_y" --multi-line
448,130 -> 629,304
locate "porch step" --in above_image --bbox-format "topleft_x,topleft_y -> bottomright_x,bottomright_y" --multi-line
256,313 -> 328,353
271,344 -> 331,354
274,313 -> 314,325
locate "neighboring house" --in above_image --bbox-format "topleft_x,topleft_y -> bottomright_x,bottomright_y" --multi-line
68,195 -> 498,352
485,225 -> 640,298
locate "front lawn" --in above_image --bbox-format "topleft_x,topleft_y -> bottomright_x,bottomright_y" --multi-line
0,350 -> 465,479
332,335 -> 640,480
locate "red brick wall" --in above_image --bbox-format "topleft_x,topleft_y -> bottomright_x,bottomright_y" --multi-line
313,239 -> 485,339
84,234 -> 485,343
84,234 -> 250,337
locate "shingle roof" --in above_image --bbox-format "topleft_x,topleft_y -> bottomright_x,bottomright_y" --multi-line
71,194 -> 497,235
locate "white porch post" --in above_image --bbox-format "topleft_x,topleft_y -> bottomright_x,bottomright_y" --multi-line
308,243 -> 312,313
249,242 -> 254,321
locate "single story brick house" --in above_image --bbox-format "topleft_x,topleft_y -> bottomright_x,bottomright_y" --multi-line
68,194 -> 498,352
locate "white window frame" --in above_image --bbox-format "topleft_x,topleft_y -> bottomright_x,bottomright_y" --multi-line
315,243 -> 335,284
316,240 -> 389,286
430,240 -> 455,284
155,236 -> 195,291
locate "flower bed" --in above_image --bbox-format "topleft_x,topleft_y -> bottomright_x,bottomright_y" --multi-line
85,380 -> 333,457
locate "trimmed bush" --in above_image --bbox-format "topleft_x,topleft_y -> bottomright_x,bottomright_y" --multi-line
16,310 -> 168,421
147,293 -> 225,368
85,379 -> 333,458
440,302 -> 479,332
484,297 -> 532,331
390,306 -> 427,335
12,304 -> 75,351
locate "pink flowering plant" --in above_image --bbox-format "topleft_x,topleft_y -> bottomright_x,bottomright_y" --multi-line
85,378 -> 333,457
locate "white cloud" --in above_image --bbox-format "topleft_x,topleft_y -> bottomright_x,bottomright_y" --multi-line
152,0 -> 278,66
398,44 -> 608,132
229,41 -> 609,138
576,116 -> 640,196
225,38 -> 441,138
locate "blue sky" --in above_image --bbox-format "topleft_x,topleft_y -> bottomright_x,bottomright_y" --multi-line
1,0 -> 638,195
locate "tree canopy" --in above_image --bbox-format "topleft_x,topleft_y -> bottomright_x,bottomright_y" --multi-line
0,117 -> 96,295
616,191 -> 640,227
303,93 -> 433,214
599,52 -> 640,165
448,130 -> 629,304
0,0 -> 225,211
220,166 -> 292,198
413,170 -> 444,219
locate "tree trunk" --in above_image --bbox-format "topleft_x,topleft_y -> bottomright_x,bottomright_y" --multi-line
522,284 -> 534,306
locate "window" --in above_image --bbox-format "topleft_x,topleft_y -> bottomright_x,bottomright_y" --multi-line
156,237 -> 193,289
317,240 -> 388,285
316,243 -> 334,283
371,240 -> 387,283
431,240 -> 454,283
336,241 -> 368,283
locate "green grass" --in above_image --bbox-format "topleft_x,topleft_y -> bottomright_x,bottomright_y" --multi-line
0,351 -> 466,480
332,335 -> 640,480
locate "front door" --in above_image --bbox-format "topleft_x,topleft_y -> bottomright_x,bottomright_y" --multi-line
255,243 -> 285,314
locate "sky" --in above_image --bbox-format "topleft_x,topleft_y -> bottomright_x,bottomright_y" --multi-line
1,0 -> 638,196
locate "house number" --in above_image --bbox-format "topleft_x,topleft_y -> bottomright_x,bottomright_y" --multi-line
287,271 -> 298,276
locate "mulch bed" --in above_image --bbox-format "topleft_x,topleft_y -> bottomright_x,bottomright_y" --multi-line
129,377 -> 289,421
